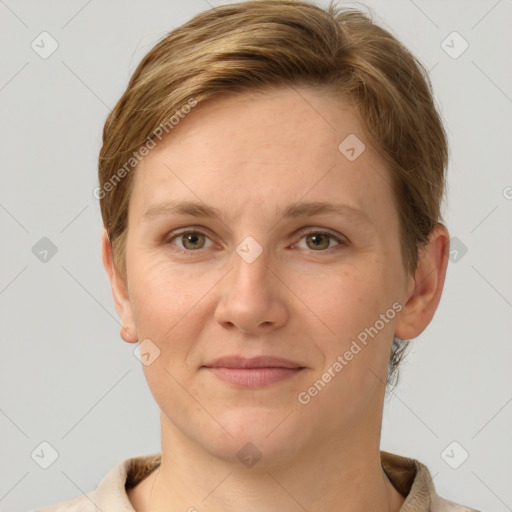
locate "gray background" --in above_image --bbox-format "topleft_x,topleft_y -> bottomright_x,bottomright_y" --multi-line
1,0 -> 511,510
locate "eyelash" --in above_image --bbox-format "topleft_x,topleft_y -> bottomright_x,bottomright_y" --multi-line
164,227 -> 348,256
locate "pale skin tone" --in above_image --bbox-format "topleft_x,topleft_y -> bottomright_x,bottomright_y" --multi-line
102,85 -> 449,512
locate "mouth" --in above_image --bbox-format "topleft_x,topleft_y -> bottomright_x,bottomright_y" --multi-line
203,366 -> 305,388
202,355 -> 306,388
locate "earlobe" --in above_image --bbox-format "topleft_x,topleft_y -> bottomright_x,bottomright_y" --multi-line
394,224 -> 450,341
101,228 -> 138,344
120,325 -> 138,344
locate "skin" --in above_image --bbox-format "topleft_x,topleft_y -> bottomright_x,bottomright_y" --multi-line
102,85 -> 449,512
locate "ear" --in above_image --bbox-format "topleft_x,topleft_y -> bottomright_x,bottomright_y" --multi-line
101,228 -> 138,344
394,223 -> 450,340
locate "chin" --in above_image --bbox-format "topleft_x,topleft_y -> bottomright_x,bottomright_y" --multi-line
200,407 -> 308,467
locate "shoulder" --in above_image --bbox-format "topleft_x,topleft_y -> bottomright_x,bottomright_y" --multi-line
29,453 -> 161,512
431,493 -> 482,512
380,450 -> 482,512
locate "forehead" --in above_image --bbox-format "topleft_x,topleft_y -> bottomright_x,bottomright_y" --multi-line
129,86 -> 395,228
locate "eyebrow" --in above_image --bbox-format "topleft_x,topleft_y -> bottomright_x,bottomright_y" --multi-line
142,200 -> 373,225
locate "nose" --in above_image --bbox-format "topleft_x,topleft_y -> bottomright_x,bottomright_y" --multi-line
214,245 -> 289,335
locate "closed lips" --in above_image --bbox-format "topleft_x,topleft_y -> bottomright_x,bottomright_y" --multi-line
203,356 -> 306,388
203,355 -> 305,369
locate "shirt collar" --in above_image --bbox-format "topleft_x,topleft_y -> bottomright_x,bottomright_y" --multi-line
90,450 -> 476,512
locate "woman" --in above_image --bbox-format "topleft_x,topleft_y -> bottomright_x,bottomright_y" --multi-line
36,0 -> 480,510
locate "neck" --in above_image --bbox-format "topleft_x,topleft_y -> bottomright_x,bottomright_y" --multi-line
142,399 -> 405,512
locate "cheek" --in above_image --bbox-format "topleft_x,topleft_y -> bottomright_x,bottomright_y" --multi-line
309,263 -> 383,338
304,257 -> 396,372
130,254 -> 203,325
292,265 -> 395,422
129,257 -> 212,408
127,256 -> 199,356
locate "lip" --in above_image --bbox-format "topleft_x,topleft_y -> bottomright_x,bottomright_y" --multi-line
204,355 -> 304,369
202,356 -> 305,388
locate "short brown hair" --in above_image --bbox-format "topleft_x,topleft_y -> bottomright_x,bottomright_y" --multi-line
98,0 -> 449,389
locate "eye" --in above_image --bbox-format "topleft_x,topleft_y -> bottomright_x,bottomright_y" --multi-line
294,229 -> 346,251
166,230 -> 214,252
165,228 -> 347,255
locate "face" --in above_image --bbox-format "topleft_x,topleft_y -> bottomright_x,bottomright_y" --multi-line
108,86 -> 417,465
